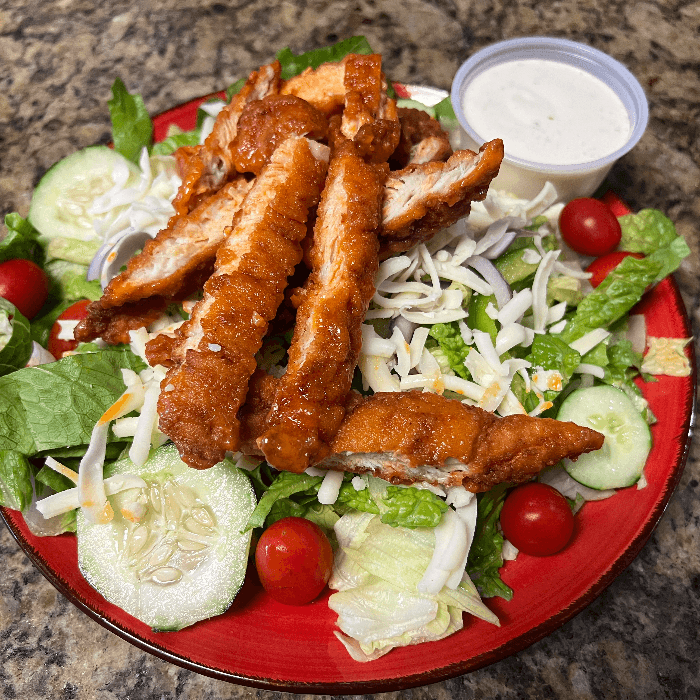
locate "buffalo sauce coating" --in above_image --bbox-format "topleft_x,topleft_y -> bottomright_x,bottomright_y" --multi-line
329,391 -> 605,492
257,135 -> 387,473
157,136 -> 329,470
231,95 -> 328,176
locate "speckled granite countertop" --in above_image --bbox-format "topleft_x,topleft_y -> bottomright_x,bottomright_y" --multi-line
1,1 -> 699,698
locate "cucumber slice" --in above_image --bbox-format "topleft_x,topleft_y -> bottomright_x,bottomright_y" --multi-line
28,146 -> 140,264
77,443 -> 256,631
557,385 -> 651,490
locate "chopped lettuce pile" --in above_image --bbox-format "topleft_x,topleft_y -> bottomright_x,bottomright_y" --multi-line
0,36 -> 693,661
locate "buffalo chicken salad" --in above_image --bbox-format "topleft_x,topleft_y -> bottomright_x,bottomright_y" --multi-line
0,37 -> 692,662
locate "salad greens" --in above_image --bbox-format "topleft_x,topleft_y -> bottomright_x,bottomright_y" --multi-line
276,36 -> 373,80
108,78 -> 153,163
0,33 -> 692,661
0,299 -> 32,377
246,467 -> 448,532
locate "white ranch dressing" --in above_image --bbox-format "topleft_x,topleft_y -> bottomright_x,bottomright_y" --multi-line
462,59 -> 631,165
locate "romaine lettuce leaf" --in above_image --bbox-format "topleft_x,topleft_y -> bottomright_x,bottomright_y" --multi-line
466,484 -> 513,600
561,238 -> 690,343
0,347 -> 145,455
1,214 -> 45,266
0,299 -> 32,376
618,209 -> 678,255
108,78 -> 153,163
276,36 -> 374,80
0,450 -> 34,511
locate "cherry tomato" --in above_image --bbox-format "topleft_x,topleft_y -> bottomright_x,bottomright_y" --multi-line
499,482 -> 574,556
255,517 -> 334,605
559,198 -> 622,256
586,251 -> 644,288
47,300 -> 91,359
0,258 -> 49,319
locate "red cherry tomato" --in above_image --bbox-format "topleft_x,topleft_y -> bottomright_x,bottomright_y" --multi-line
255,517 -> 334,605
0,258 -> 49,319
586,251 -> 644,288
559,198 -> 622,257
47,300 -> 91,359
500,482 -> 574,556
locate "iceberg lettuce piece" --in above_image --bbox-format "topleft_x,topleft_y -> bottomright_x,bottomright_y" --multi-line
328,512 -> 498,660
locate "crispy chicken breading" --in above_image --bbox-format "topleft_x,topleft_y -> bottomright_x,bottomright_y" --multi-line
389,107 -> 453,169
172,61 -> 281,216
378,139 -> 504,257
157,136 -> 330,469
231,94 -> 328,176
75,177 -> 254,343
322,391 -> 605,492
280,59 -> 347,115
340,54 -> 400,163
257,134 -> 387,473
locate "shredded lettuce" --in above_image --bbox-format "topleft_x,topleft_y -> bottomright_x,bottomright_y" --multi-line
245,468 -> 449,532
108,78 -> 153,163
527,334 -> 581,382
150,130 -> 201,157
0,299 -> 32,376
328,512 -> 498,660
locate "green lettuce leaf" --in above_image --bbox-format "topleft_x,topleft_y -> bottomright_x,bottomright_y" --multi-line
561,238 -> 690,343
151,130 -> 201,156
225,78 -> 246,102
0,299 -> 32,376
276,36 -> 374,80
44,259 -> 102,303
0,347 -> 145,455
244,471 -> 323,531
428,322 -> 471,378
1,214 -> 45,266
467,485 -> 513,600
0,450 -> 34,511
108,78 -> 153,163
526,334 -> 581,382
34,463 -> 74,493
618,209 -> 678,255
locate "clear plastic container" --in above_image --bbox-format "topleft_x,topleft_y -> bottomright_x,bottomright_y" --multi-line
450,37 -> 648,201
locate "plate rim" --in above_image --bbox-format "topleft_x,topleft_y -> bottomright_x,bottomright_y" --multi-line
1,91 -> 696,694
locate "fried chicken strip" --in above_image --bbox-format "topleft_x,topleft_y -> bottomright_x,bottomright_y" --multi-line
280,59 -> 347,115
322,391 -> 604,492
157,136 -> 330,469
75,177 -> 255,343
231,94 -> 328,176
389,107 -> 453,169
172,60 -> 281,216
378,139 -> 504,257
257,134 -> 387,473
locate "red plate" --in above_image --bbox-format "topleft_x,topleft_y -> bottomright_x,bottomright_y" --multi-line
1,95 -> 696,694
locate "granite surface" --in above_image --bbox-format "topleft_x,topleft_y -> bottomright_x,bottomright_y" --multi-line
1,0 -> 699,697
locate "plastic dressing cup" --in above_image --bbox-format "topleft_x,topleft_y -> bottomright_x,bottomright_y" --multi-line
450,37 -> 648,201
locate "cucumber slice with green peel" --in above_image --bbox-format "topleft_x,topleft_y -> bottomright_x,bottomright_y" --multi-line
28,146 -> 141,263
557,385 -> 651,490
77,443 -> 256,631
